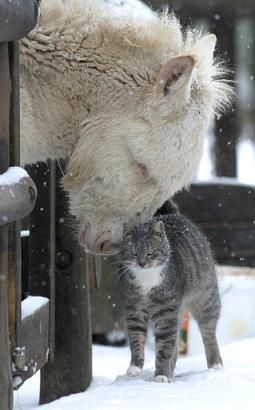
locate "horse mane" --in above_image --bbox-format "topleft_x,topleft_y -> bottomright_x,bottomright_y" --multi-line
22,0 -> 233,113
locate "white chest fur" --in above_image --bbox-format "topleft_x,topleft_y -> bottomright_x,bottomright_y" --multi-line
131,265 -> 164,294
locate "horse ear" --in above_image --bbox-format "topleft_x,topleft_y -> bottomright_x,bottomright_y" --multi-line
156,55 -> 196,98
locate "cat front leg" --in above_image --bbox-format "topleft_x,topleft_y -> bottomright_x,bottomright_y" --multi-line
126,309 -> 148,377
154,315 -> 179,382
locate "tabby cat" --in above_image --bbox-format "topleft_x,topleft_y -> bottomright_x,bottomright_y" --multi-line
116,201 -> 222,382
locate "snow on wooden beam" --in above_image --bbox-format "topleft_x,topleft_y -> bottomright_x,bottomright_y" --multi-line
0,166 -> 37,226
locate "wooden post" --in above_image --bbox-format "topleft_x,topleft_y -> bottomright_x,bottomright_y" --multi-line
211,13 -> 239,177
0,41 -> 13,410
39,164 -> 92,404
0,0 -> 38,42
8,40 -> 21,356
28,160 -> 56,361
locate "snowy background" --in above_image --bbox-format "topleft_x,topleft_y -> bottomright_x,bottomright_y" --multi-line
14,0 -> 255,409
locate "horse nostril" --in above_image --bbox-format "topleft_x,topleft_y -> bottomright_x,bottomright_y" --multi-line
100,240 -> 111,253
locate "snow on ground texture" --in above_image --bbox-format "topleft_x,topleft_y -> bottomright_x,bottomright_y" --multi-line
14,337 -> 255,410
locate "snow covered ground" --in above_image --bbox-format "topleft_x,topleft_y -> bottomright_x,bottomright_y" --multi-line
14,337 -> 255,410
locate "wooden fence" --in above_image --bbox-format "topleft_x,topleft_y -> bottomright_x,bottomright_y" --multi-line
0,1 -> 39,404
0,1 -> 93,409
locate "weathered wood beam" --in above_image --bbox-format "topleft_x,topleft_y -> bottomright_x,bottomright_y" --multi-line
8,41 -> 22,354
39,164 -> 92,404
211,14 -> 239,177
27,161 -> 56,361
173,181 -> 255,266
0,0 -> 39,42
0,41 -> 13,410
0,171 -> 37,226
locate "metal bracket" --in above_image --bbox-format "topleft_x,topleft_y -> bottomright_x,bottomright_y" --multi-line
12,346 -> 26,372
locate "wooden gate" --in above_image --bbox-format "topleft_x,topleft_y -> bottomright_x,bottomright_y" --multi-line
0,2 -> 93,408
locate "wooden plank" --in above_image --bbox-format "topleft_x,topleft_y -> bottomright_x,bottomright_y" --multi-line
174,182 -> 255,223
39,164 -> 92,404
8,41 -> 21,354
0,226 -> 13,409
8,224 -> 20,351
13,300 -> 50,389
173,181 -> 255,266
0,41 -> 13,410
28,162 -> 53,297
27,160 -> 55,361
211,15 -> 239,177
0,0 -> 39,42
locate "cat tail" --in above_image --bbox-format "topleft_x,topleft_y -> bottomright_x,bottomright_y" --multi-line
154,199 -> 180,216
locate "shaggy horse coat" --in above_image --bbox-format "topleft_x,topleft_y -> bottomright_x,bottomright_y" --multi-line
20,0 -> 232,254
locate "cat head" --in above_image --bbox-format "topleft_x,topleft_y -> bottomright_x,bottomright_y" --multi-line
121,219 -> 169,269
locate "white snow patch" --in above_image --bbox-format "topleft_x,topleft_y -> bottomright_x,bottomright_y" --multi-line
106,330 -> 126,344
237,137 -> 255,184
14,338 -> 255,410
21,230 -> 30,238
21,296 -> 49,320
195,130 -> 215,181
0,166 -> 29,186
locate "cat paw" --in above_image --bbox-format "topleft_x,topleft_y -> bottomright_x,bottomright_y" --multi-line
126,365 -> 142,377
154,375 -> 169,383
208,356 -> 223,370
210,362 -> 223,371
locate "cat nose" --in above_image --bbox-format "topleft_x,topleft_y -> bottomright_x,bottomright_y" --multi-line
138,258 -> 146,267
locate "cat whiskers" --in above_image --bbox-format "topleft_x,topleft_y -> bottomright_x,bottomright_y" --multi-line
114,263 -> 134,286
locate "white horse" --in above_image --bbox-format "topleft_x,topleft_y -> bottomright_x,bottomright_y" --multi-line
20,0 -> 232,254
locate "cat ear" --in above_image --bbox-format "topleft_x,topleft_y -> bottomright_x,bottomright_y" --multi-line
152,220 -> 165,236
155,55 -> 196,104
